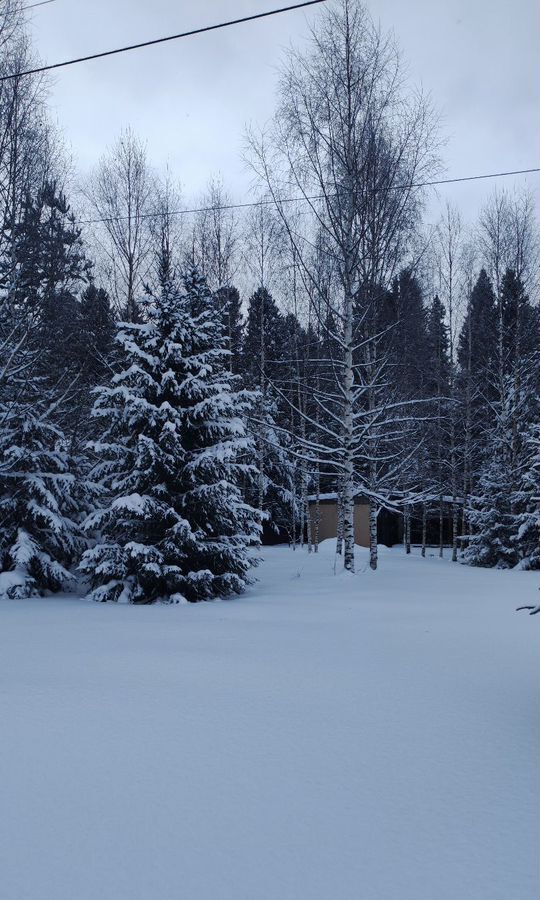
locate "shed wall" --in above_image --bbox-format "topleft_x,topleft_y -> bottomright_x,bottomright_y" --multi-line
309,501 -> 370,548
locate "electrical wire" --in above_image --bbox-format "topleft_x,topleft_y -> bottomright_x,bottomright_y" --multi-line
76,166 -> 540,227
21,0 -> 57,11
0,0 -> 328,81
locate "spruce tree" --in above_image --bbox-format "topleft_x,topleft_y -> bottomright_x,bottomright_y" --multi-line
80,267 -> 259,603
215,285 -> 243,374
424,295 -> 451,507
241,286 -> 297,538
463,464 -> 519,568
79,283 -> 116,381
242,286 -> 287,384
0,368 -> 81,598
462,375 -> 531,569
500,268 -> 538,372
388,268 -> 429,397
1,181 -> 91,359
457,269 -> 498,378
516,421 -> 540,569
0,179 -> 93,457
457,270 -> 499,515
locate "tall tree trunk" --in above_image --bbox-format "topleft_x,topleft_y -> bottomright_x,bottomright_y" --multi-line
421,502 -> 427,557
452,502 -> 459,562
305,490 -> 313,553
369,502 -> 378,570
405,503 -> 411,554
342,292 -> 355,573
439,495 -> 444,558
314,462 -> 320,553
257,291 -> 266,546
450,394 -> 459,562
461,303 -> 472,550
291,471 -> 297,550
336,478 -> 344,557
299,473 -> 305,549
257,435 -> 265,549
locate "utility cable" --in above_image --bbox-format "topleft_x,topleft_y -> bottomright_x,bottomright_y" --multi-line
0,0 -> 328,81
76,167 -> 540,227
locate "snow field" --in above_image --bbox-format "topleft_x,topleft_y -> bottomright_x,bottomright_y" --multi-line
1,541 -> 538,900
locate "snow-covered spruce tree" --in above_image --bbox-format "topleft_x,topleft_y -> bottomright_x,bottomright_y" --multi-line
462,457 -> 519,569
0,358 -> 81,598
516,421 -> 540,569
241,286 -> 298,540
513,369 -> 540,569
80,267 -> 260,603
461,371 -> 536,570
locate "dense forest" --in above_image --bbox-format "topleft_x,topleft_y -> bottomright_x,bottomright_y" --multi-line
1,0 -> 539,601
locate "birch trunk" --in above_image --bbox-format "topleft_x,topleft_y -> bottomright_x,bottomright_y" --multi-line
342,337 -> 355,572
336,478 -> 344,557
302,472 -> 312,553
439,496 -> 444,558
291,473 -> 297,550
451,501 -> 459,562
405,504 -> 411,554
461,294 -> 472,550
369,502 -> 378,571
314,463 -> 320,553
256,287 -> 266,546
257,438 -> 265,549
299,478 -> 305,549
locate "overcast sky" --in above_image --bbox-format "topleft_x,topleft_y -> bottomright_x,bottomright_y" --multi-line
26,0 -> 540,223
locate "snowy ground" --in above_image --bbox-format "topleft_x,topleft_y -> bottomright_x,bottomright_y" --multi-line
1,543 -> 539,900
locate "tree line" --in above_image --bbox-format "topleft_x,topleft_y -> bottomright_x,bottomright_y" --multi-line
0,0 -> 538,601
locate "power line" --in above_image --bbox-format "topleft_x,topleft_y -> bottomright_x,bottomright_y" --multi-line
21,0 -> 57,10
0,0 -> 328,81
76,166 -> 540,227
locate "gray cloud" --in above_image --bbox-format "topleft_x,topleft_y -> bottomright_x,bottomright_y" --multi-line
28,0 -> 540,220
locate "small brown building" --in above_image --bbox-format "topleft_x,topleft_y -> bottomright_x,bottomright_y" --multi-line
308,494 -> 399,548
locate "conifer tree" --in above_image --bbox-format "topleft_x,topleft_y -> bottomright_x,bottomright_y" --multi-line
242,286 -> 286,385
0,178 -> 92,447
388,268 -> 429,397
462,371 -> 536,569
462,436 -> 519,570
80,267 -> 259,603
215,285 -> 243,374
0,207 -> 85,599
242,285 -> 297,538
457,270 -> 499,524
516,421 -> 540,569
0,362 -> 81,598
515,400 -> 540,573
423,295 -> 451,550
2,180 -> 90,329
79,282 -> 116,381
457,269 -> 498,378
500,268 -> 538,372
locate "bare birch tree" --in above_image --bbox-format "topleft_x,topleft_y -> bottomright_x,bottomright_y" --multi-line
434,203 -> 464,560
0,26 -> 58,265
248,0 -> 439,573
189,175 -> 238,291
86,128 -> 154,321
148,167 -> 182,284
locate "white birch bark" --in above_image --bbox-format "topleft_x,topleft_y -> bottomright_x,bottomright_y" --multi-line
369,502 -> 378,571
336,478 -> 344,557
439,495 -> 444,558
